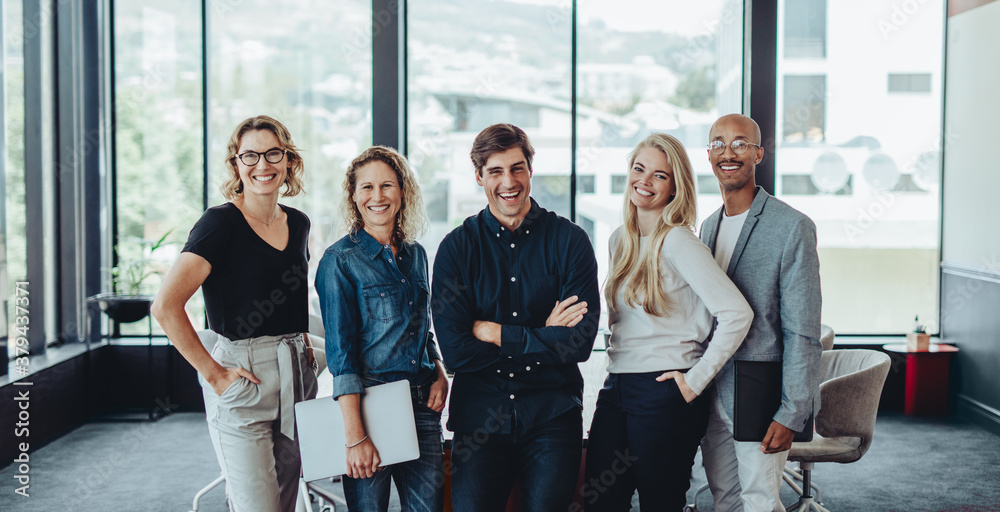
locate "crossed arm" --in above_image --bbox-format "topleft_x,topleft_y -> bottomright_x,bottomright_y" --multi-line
433,232 -> 601,372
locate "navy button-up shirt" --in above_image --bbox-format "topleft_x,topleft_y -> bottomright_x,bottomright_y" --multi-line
316,229 -> 440,399
432,199 -> 600,435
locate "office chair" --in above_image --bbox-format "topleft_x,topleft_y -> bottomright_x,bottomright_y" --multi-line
783,349 -> 891,512
684,326 -> 847,512
819,324 -> 835,351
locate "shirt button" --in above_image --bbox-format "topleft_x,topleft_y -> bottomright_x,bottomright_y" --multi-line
380,293 -> 385,297
526,230 -> 530,234
496,233 -> 500,238
409,301 -> 413,305
509,394 -> 515,399
510,277 -> 516,282
509,373 -> 514,377
512,312 -> 518,317
497,369 -> 501,373
411,360 -> 416,364
410,332 -> 415,336
401,279 -> 406,283
526,366 -> 531,371
510,243 -> 515,248
388,258 -> 393,262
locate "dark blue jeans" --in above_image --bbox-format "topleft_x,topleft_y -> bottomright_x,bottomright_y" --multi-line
584,372 -> 710,511
450,408 -> 583,512
342,384 -> 445,512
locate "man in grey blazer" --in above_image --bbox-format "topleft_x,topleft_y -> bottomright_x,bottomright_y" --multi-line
698,113 -> 823,512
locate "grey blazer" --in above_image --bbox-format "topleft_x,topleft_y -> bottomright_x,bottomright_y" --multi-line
700,187 -> 822,432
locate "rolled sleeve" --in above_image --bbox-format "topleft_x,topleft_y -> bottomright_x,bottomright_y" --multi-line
315,251 -> 365,400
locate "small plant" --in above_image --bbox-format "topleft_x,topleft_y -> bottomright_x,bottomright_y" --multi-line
109,229 -> 173,296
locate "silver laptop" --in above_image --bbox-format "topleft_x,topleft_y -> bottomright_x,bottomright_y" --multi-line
295,380 -> 420,482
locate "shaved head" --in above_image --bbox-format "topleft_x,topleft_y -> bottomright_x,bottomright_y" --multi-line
710,114 -> 762,145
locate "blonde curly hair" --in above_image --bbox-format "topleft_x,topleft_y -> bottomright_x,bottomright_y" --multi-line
221,115 -> 305,200
342,146 -> 428,246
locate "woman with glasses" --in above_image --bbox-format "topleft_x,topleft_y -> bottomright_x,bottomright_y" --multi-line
584,133 -> 753,511
152,115 -> 317,512
316,146 -> 448,512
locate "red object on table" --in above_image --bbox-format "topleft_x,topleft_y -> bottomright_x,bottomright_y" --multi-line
883,343 -> 959,416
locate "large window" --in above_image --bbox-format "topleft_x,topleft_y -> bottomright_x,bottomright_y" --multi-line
3,0 -> 25,361
408,0 -> 573,257
103,1 -> 945,340
114,1 -> 203,334
207,0 -> 373,313
575,0 -> 743,324
776,0 -> 944,334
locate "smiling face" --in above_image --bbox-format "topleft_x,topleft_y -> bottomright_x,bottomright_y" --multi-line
353,160 -> 402,234
236,129 -> 289,198
628,146 -> 676,214
475,146 -> 533,230
708,114 -> 763,194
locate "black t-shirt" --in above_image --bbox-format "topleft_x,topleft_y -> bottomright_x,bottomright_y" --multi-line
182,202 -> 310,340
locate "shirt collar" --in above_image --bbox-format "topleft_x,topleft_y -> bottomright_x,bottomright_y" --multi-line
481,198 -> 542,238
352,228 -> 390,260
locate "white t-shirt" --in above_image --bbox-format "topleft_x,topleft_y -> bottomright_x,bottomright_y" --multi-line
713,209 -> 749,272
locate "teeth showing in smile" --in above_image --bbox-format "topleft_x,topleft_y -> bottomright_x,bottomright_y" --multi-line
368,205 -> 389,212
253,174 -> 276,182
720,165 -> 740,171
499,192 -> 519,200
634,187 -> 653,197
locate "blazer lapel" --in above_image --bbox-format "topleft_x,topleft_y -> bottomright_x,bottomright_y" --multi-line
726,186 -> 768,276
702,209 -> 722,254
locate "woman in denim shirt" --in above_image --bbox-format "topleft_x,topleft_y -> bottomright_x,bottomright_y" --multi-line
315,146 -> 448,512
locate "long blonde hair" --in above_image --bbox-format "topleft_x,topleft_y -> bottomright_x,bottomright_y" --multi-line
605,133 -> 698,316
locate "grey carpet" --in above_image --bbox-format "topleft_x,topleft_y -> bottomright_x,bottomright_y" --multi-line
1,412 -> 998,511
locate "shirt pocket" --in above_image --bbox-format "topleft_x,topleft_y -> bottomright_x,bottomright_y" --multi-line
362,284 -> 401,322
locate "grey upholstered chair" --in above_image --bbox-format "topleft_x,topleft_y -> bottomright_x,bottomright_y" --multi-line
783,349 -> 891,512
819,324 -> 835,351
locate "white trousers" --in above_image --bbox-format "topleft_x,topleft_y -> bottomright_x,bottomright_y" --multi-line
200,333 -> 318,512
701,389 -> 789,512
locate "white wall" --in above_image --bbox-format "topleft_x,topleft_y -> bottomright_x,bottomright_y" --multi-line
942,1 -> 1000,271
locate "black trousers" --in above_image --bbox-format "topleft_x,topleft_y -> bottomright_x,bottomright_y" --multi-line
584,371 -> 711,511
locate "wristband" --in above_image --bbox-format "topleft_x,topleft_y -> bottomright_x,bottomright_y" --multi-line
346,435 -> 368,448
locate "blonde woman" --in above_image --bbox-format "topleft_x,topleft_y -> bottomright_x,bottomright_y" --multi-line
152,115 -> 317,512
315,146 -> 448,512
583,133 -> 753,511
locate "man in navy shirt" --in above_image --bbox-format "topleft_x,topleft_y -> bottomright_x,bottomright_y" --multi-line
432,123 -> 600,512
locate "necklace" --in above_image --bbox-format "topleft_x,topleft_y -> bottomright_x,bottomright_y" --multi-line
238,202 -> 281,227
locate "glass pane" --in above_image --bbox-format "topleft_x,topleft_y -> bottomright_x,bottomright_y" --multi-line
3,0 -> 26,362
408,0 -> 573,262
114,1 -> 203,334
208,0 -> 373,315
775,0 -> 944,334
576,0 -> 744,328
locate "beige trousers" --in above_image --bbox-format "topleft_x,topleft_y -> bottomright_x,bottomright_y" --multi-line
200,332 -> 318,512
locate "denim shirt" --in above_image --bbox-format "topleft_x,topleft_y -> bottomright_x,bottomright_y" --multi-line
432,199 -> 600,435
316,229 -> 441,399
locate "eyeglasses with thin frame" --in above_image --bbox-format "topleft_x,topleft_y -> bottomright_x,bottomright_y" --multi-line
708,140 -> 761,155
236,148 -> 287,166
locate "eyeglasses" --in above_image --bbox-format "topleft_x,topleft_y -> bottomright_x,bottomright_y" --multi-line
236,148 -> 287,166
708,140 -> 761,155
